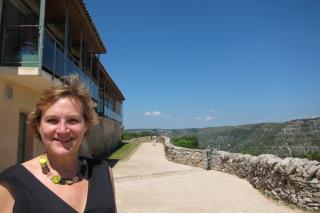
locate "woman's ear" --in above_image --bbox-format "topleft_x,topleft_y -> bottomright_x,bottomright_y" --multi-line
37,124 -> 41,136
37,123 -> 43,142
84,123 -> 89,136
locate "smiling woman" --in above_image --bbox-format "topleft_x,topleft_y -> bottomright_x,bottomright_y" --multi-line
0,75 -> 117,213
38,97 -> 88,155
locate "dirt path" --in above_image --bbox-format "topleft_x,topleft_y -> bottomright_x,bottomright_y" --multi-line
112,142 -> 306,213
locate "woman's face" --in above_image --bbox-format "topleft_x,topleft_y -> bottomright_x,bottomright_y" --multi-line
38,97 -> 88,156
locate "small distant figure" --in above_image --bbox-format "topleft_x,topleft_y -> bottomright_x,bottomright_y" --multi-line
152,136 -> 157,146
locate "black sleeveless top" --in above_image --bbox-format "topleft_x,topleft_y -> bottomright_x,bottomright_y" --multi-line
0,158 -> 116,213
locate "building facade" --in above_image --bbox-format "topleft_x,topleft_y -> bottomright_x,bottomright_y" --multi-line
0,0 -> 125,171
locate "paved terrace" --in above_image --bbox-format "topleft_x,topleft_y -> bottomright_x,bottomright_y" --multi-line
112,142 -> 306,213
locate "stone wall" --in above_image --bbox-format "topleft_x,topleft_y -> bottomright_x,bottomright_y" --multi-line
162,136 -> 320,210
163,136 -> 205,168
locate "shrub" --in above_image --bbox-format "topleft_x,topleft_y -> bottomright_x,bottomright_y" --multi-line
171,136 -> 199,149
140,131 -> 152,137
121,132 -> 139,140
121,131 -> 153,140
305,151 -> 320,161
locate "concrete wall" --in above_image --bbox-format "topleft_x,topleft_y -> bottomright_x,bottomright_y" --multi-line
82,117 -> 122,158
162,136 -> 320,211
0,78 -> 43,171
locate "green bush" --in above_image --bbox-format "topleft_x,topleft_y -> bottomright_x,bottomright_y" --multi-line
121,131 -> 153,140
171,136 -> 199,149
305,151 -> 320,161
121,132 -> 139,140
140,131 -> 152,137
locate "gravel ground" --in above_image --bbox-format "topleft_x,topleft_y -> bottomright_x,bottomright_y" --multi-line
112,143 -> 306,213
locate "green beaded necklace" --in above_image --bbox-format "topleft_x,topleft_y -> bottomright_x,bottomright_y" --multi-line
39,154 -> 87,185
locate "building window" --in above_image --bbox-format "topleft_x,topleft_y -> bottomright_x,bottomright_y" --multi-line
0,0 -> 39,65
4,84 -> 13,99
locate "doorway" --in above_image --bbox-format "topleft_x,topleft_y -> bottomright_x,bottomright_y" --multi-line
17,112 -> 33,163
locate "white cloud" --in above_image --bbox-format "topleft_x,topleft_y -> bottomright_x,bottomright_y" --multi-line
205,116 -> 214,121
194,116 -> 214,121
144,111 -> 161,116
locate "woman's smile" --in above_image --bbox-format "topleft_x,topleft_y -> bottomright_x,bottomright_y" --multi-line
53,137 -> 74,143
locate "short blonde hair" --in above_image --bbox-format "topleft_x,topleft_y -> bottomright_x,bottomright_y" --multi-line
28,75 -> 98,139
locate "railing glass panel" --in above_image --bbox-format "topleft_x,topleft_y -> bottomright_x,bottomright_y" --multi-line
43,32 -> 54,70
1,25 -> 39,66
55,45 -> 65,77
103,101 -> 123,123
43,31 -> 99,101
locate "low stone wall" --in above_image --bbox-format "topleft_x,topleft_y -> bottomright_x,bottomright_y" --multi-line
162,136 -> 320,211
163,136 -> 206,168
131,136 -> 152,143
165,140 -> 205,168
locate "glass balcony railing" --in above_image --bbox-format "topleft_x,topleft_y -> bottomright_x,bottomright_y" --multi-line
0,25 -> 39,66
0,25 -> 122,122
98,97 -> 123,123
104,104 -> 123,123
43,31 -> 99,101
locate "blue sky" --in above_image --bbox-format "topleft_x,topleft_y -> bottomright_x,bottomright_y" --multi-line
84,0 -> 320,129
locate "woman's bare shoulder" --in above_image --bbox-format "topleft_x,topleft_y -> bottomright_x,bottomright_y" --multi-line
0,182 -> 15,212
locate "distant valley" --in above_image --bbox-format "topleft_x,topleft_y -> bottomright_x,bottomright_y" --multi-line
127,117 -> 320,158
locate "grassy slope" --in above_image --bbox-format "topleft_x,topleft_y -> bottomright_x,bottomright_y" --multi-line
108,141 -> 141,160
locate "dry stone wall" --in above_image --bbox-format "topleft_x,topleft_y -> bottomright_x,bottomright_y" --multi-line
162,136 -> 320,210
164,140 -> 205,168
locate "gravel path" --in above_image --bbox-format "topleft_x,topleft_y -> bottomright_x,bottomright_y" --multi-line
112,142 -> 306,213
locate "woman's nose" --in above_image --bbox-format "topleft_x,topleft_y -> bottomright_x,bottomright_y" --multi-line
56,121 -> 69,133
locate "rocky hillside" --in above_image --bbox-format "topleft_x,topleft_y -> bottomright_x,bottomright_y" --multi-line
127,117 -> 320,157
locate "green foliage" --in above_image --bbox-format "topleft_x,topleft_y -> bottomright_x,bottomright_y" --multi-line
121,131 -> 153,140
140,131 -> 152,137
305,151 -> 320,161
172,136 -> 199,149
121,132 -> 139,140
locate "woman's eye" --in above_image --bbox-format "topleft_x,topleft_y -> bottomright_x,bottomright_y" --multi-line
68,119 -> 80,124
46,119 -> 58,124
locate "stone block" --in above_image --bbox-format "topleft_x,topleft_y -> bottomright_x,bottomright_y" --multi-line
306,165 -> 319,178
303,197 -> 313,203
286,165 -> 297,175
308,178 -> 319,184
311,196 -> 320,203
308,202 -> 320,207
316,169 -> 320,179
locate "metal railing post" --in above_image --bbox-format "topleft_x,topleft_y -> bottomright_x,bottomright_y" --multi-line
53,39 -> 56,79
38,0 -> 46,75
1,26 -> 6,62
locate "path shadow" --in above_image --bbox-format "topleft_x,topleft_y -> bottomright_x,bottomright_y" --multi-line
107,159 -> 119,168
